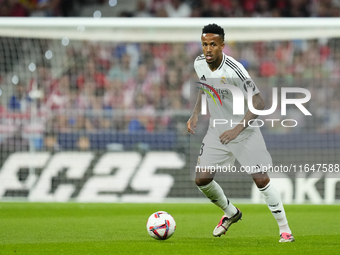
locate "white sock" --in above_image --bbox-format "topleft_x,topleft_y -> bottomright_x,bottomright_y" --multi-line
198,180 -> 238,218
259,181 -> 292,234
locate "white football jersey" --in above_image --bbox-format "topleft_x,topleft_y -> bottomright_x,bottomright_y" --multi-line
194,53 -> 260,142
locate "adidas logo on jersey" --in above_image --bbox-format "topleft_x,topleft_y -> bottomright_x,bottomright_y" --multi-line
200,75 -> 206,81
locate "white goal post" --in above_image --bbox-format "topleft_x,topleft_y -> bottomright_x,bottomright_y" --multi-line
1,18 -> 340,42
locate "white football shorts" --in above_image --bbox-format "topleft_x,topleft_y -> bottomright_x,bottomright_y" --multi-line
196,127 -> 272,174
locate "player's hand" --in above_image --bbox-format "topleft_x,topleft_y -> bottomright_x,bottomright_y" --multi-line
187,114 -> 198,134
219,128 -> 241,144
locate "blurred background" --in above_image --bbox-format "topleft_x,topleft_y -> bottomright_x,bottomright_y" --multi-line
1,0 -> 340,17
0,0 -> 339,203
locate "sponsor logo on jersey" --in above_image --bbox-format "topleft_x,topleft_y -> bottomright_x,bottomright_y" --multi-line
196,82 -> 222,106
243,79 -> 256,92
200,75 -> 206,81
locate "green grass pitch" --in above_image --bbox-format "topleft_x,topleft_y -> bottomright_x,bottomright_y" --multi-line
0,203 -> 339,255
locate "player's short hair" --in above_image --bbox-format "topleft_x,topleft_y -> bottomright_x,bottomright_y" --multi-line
202,24 -> 225,42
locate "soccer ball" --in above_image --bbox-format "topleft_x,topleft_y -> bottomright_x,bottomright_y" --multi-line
146,211 -> 176,240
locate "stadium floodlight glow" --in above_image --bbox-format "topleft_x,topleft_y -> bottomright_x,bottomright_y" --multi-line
61,37 -> 69,46
12,75 -> 19,84
109,0 -> 117,7
28,63 -> 36,72
45,50 -> 53,59
93,10 -> 102,19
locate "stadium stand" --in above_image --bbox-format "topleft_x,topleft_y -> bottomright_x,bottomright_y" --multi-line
1,0 -> 340,18
0,37 -> 340,150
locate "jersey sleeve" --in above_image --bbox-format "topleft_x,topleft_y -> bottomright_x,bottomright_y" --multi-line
193,55 -> 205,78
229,58 -> 260,99
193,60 -> 199,77
193,59 -> 204,90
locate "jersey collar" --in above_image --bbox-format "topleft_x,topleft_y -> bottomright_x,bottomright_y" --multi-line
208,53 -> 225,72
217,53 -> 226,71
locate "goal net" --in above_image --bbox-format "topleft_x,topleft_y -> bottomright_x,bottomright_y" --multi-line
0,18 -> 339,203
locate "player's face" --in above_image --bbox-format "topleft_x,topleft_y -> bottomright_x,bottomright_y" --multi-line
201,33 -> 225,64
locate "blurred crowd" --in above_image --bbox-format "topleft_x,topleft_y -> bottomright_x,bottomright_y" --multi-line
1,0 -> 340,17
0,0 -> 65,17
0,37 -> 338,154
121,0 -> 340,18
0,40 -> 196,138
2,0 -> 340,152
1,36 -> 340,140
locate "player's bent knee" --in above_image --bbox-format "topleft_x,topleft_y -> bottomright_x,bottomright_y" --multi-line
195,178 -> 213,186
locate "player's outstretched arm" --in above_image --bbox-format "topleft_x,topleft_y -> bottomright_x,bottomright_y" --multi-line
219,93 -> 265,144
187,89 -> 203,135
